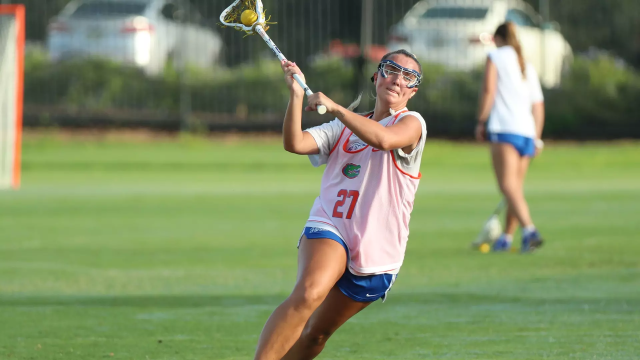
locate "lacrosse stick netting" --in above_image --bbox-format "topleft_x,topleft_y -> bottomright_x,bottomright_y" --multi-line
219,0 -> 326,114
471,198 -> 506,248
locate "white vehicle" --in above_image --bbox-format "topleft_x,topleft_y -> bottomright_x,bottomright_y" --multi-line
386,0 -> 573,87
47,0 -> 224,76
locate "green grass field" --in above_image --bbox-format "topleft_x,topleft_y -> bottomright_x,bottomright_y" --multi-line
1,133 -> 639,359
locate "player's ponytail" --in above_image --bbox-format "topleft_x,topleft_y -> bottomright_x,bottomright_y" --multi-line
495,22 -> 526,79
347,92 -> 363,112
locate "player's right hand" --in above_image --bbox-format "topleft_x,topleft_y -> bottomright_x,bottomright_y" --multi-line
281,60 -> 306,95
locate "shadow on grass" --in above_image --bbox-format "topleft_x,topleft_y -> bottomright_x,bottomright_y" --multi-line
0,292 -> 638,310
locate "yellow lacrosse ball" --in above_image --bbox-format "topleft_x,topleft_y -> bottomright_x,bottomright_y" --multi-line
479,243 -> 490,253
241,10 -> 258,26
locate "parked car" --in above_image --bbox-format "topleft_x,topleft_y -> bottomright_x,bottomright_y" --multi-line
386,0 -> 573,87
47,0 -> 223,76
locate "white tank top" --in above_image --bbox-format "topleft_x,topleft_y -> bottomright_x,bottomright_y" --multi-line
487,46 -> 544,138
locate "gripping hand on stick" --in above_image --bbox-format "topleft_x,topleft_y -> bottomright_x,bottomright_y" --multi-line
281,61 -> 333,114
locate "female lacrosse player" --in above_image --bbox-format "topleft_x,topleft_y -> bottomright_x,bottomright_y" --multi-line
254,50 -> 427,360
475,22 -> 545,252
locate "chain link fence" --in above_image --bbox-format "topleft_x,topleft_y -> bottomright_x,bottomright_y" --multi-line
15,0 -> 640,138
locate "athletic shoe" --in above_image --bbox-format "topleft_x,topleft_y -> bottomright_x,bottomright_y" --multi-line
492,234 -> 512,252
521,230 -> 544,252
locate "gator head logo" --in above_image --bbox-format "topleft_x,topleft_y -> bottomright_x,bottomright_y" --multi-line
342,163 -> 361,179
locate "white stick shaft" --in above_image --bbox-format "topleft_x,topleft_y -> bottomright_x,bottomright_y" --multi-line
493,198 -> 506,216
254,25 -> 326,115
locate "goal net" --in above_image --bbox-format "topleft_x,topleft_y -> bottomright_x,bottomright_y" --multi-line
0,5 -> 24,190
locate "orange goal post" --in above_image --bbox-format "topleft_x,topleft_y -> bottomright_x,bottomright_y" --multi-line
0,4 -> 24,190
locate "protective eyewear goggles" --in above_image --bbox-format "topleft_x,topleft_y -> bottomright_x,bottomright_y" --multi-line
374,59 -> 422,88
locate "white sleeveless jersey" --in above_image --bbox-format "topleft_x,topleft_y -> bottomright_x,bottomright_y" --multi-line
487,46 -> 544,138
304,109 -> 427,275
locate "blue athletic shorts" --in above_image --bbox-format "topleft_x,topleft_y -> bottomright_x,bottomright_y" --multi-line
489,132 -> 536,157
301,227 -> 397,302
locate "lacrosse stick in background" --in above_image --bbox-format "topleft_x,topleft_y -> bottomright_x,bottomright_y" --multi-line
219,0 -> 327,115
471,198 -> 506,249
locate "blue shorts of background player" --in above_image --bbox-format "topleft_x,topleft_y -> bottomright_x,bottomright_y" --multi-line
489,132 -> 536,157
300,227 -> 396,302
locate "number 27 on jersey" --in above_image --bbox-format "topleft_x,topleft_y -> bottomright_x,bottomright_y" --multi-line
332,189 -> 359,219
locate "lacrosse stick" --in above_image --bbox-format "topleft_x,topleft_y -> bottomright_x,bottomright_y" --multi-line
219,0 -> 327,115
471,198 -> 506,249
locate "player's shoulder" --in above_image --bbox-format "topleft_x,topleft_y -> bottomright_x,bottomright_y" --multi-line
330,117 -> 345,125
401,110 -> 423,118
320,117 -> 345,129
488,46 -> 514,61
487,47 -> 503,59
308,117 -> 344,133
395,111 -> 427,138
525,62 -> 539,76
397,111 -> 426,125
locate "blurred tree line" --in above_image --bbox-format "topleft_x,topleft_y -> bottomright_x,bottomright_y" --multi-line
22,0 -> 640,69
24,44 -> 640,138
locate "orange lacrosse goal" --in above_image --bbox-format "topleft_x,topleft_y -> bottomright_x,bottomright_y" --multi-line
0,4 -> 24,190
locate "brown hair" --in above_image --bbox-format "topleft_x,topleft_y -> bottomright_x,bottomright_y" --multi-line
381,49 -> 423,76
494,22 -> 525,78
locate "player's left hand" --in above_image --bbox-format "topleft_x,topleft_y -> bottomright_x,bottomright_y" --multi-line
534,138 -> 544,157
305,92 -> 337,114
475,122 -> 487,142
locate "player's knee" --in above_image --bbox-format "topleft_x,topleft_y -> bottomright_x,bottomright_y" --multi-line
301,327 -> 333,347
499,181 -> 519,196
290,286 -> 326,310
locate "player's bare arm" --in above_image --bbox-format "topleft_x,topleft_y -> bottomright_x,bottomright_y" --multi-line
333,104 -> 422,152
281,60 -> 320,155
305,93 -> 422,152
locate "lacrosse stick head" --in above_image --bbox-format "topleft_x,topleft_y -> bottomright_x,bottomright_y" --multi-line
220,0 -> 272,35
471,215 -> 503,248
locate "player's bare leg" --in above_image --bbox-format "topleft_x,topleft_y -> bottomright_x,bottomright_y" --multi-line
282,286 -> 371,360
254,236 -> 347,360
492,143 -> 542,251
504,205 -> 518,235
505,153 -> 532,235
491,143 -> 533,227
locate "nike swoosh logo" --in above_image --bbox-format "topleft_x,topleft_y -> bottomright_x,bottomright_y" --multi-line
366,293 -> 381,297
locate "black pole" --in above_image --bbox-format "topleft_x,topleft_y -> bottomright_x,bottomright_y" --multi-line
539,0 -> 549,81
356,0 -> 374,110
